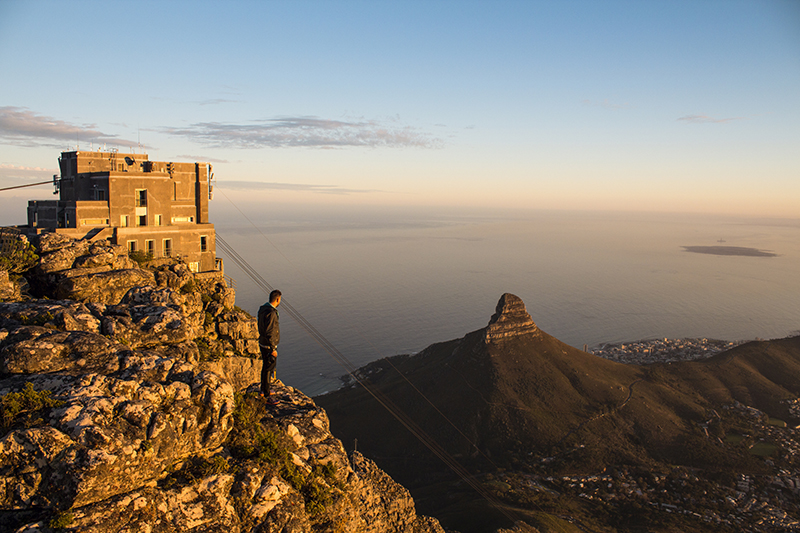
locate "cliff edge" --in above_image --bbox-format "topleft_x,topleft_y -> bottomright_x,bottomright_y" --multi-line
0,233 -> 446,533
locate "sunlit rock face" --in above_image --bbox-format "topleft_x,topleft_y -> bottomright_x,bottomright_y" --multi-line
0,235 -> 446,533
485,293 -> 539,346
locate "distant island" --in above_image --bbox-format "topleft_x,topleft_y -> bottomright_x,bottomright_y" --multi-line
682,245 -> 777,257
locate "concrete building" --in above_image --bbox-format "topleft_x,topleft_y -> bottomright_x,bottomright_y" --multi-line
26,150 -> 219,272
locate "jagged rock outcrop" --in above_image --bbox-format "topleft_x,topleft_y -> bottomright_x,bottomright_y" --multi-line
55,268 -> 156,305
0,233 -> 446,533
484,293 -> 539,346
27,236 -> 139,303
0,271 -> 20,302
4,233 -> 259,360
0,360 -> 234,511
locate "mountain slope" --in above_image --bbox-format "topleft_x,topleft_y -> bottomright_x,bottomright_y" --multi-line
317,293 -> 800,532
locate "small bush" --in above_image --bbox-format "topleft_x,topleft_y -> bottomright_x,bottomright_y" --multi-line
1,382 -> 64,432
180,280 -> 196,294
128,250 -> 153,265
195,338 -> 219,362
48,512 -> 74,529
303,478 -> 333,517
19,311 -> 55,326
0,238 -> 38,274
159,455 -> 233,489
227,393 -> 306,491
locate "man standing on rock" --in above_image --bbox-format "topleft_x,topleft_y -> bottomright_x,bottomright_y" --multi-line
258,289 -> 281,403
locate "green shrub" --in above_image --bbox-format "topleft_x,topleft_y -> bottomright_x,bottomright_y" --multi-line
195,338 -> 219,362
159,455 -> 233,489
128,250 -> 153,265
48,512 -> 74,529
303,478 -> 333,517
227,393 -> 306,491
0,238 -> 38,274
1,382 -> 64,432
180,280 -> 196,294
224,393 -> 345,517
19,311 -> 55,326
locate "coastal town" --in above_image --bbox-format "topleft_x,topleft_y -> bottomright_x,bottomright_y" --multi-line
591,337 -> 747,364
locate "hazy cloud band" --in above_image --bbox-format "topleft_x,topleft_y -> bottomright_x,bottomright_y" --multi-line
0,106 -> 131,147
218,179 -> 381,195
164,116 -> 443,149
677,114 -> 742,124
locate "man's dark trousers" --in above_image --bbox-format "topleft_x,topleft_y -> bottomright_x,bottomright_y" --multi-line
261,347 -> 277,396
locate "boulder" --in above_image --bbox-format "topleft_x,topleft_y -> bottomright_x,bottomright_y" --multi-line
34,233 -> 79,254
1,329 -> 121,375
0,300 -> 102,334
200,356 -> 261,393
33,240 -> 91,274
100,287 -> 202,349
0,363 -> 234,510
52,477 -> 242,532
55,269 -> 156,305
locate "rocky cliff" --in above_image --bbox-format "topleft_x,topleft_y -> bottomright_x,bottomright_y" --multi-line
0,233 -> 446,533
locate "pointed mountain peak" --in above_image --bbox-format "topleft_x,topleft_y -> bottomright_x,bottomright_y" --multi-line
485,293 -> 539,345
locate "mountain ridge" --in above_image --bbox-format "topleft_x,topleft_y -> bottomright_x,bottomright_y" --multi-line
317,293 -> 800,532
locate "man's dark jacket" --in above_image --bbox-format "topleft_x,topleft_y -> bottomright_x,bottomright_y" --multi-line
257,303 -> 280,351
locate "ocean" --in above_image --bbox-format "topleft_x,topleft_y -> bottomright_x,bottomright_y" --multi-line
210,204 -> 800,397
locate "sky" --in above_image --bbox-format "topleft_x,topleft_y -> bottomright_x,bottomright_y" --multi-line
1,0 -> 799,218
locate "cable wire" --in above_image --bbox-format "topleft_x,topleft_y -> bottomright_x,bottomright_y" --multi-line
216,234 -> 527,526
0,180 -> 53,192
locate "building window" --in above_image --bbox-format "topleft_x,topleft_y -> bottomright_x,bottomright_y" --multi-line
189,262 -> 199,273
127,240 -> 137,252
163,239 -> 173,257
94,189 -> 106,201
81,218 -> 108,226
155,214 -> 162,226
145,240 -> 155,256
121,215 -> 129,227
138,215 -> 147,227
200,235 -> 207,252
136,189 -> 147,207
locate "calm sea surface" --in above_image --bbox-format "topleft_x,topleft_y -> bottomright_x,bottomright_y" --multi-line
211,206 -> 800,397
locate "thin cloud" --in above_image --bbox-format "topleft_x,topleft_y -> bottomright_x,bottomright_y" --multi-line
582,99 -> 632,110
218,179 -> 381,195
0,163 -> 57,187
197,98 -> 239,106
0,164 -> 53,172
0,106 -> 133,147
677,114 -> 742,124
163,116 -> 443,149
176,155 -> 230,164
